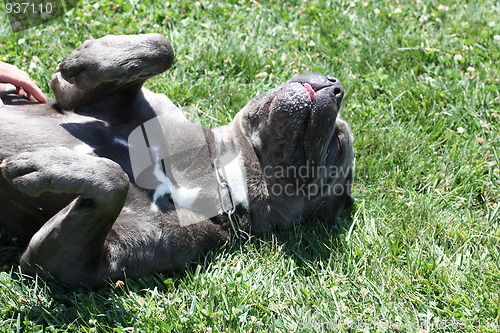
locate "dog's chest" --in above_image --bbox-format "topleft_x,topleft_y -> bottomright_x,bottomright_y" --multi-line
59,113 -> 133,167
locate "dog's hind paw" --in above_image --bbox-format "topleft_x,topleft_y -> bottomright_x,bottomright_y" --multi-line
57,34 -> 174,91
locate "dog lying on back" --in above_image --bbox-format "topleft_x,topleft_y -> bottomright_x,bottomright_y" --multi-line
0,34 -> 354,287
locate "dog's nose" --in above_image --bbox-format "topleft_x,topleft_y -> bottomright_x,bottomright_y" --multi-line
289,73 -> 344,105
327,76 -> 344,104
327,76 -> 338,83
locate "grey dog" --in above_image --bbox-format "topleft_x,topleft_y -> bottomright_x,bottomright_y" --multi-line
0,34 -> 354,287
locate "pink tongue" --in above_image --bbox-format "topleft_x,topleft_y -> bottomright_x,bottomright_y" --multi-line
303,83 -> 316,101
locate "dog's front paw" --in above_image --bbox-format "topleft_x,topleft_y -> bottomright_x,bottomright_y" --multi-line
2,152 -> 49,197
1,148 -> 76,197
1,148 -> 129,198
57,34 -> 174,91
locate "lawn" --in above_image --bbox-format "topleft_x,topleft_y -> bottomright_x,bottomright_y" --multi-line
0,0 -> 499,332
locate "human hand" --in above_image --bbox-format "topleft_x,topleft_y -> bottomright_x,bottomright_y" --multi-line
0,62 -> 47,103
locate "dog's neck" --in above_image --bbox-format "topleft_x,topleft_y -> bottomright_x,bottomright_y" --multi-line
146,117 -> 263,231
212,124 -> 250,211
209,121 -> 262,235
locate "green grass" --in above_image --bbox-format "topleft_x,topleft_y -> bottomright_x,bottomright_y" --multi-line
1,0 -> 499,331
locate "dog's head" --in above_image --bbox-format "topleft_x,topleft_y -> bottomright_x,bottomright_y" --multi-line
235,73 -> 354,229
241,73 -> 344,168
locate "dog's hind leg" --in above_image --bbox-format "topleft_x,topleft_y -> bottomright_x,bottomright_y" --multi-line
1,147 -> 129,286
50,34 -> 174,109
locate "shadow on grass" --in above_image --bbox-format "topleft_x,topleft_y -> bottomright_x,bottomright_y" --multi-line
0,229 -> 26,268
0,205 -> 356,330
257,204 -> 357,271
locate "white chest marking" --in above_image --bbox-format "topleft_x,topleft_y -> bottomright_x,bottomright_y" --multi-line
113,137 -> 129,147
121,206 -> 135,214
72,144 -> 95,154
150,202 -> 160,213
170,186 -> 201,210
152,161 -> 173,201
152,159 -> 201,210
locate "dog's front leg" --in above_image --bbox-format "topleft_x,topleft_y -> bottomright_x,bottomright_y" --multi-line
1,147 -> 129,286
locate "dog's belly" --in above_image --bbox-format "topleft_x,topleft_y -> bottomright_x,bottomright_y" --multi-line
0,107 -> 82,158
